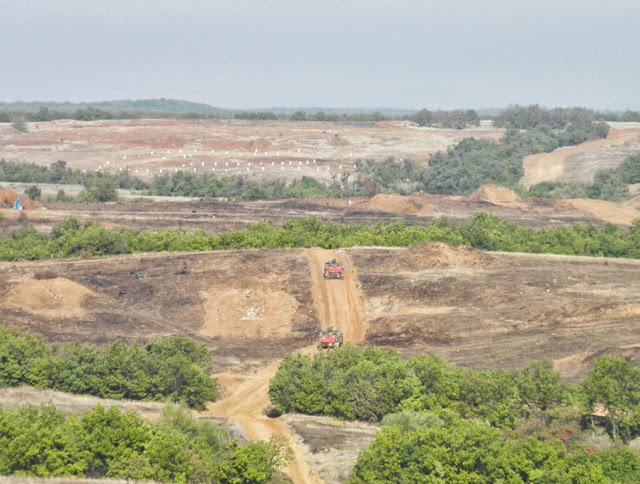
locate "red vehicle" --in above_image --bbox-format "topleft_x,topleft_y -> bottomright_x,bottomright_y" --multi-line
318,327 -> 344,349
323,259 -> 344,279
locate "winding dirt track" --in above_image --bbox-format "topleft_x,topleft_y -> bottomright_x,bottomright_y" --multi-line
202,249 -> 366,483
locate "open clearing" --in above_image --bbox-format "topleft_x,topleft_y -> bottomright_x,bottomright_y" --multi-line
0,119 -> 502,183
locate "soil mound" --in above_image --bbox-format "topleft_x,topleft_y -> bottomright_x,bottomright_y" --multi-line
385,242 -> 493,271
202,139 -> 273,152
467,185 -> 523,207
0,189 -> 42,209
3,277 -> 95,318
198,288 -> 299,339
329,135 -> 351,146
361,194 -> 435,215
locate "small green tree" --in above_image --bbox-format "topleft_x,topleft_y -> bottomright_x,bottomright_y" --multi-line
79,178 -> 118,202
25,185 -> 41,201
581,356 -> 640,441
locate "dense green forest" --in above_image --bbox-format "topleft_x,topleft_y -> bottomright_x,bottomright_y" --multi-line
350,413 -> 640,483
0,328 -> 218,409
269,346 -> 640,482
0,404 -> 286,482
1,214 -> 640,262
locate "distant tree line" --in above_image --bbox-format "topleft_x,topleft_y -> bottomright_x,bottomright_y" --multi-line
0,107 -> 402,125
0,404 -> 285,482
0,328 -> 218,410
494,104 -> 597,129
407,108 -> 481,129
1,213 -> 640,262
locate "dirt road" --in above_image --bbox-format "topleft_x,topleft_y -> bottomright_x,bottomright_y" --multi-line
205,360 -> 322,484
203,249 -> 366,483
306,249 -> 366,343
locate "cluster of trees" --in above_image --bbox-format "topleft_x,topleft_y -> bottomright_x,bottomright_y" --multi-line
0,328 -> 218,409
423,122 -> 610,195
270,346 -> 640,481
407,108 -> 480,129
150,172 -> 343,199
0,159 -> 146,203
0,404 -> 285,482
2,213 -> 640,262
529,153 -> 640,202
350,412 -> 640,483
0,100 -> 409,125
270,346 -> 640,439
494,104 -> 597,129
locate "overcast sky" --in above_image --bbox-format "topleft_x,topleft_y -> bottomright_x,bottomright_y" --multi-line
1,0 -> 639,110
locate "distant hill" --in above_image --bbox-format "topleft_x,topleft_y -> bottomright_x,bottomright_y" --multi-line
0,99 -> 232,115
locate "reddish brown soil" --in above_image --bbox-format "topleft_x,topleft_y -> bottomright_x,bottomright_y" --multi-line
0,189 -> 41,209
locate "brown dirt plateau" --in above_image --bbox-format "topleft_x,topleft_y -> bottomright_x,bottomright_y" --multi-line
1,245 -> 640,382
0,118 -> 503,184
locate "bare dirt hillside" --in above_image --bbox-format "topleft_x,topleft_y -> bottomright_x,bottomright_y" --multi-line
0,119 -> 502,183
351,246 -> 640,382
521,128 -> 640,187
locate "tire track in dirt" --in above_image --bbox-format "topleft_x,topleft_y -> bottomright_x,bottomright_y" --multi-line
201,249 -> 366,483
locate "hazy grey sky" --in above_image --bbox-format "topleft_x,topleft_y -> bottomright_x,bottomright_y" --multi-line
2,0 -> 639,109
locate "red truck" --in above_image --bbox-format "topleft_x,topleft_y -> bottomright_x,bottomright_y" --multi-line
318,327 -> 344,349
323,259 -> 344,279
